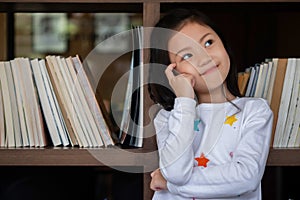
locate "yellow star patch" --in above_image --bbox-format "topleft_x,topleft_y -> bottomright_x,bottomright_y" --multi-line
224,114 -> 237,126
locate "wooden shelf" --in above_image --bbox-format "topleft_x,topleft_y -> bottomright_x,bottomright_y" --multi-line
1,1 -> 300,199
0,147 -> 158,170
1,147 -> 300,167
1,0 -> 300,3
267,148 -> 300,166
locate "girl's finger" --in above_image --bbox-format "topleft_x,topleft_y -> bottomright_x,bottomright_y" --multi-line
182,73 -> 196,87
165,63 -> 177,81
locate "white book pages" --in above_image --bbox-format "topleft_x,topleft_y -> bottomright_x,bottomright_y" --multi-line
286,58 -> 300,147
245,67 -> 256,97
46,55 -> 88,147
294,124 -> 300,148
250,65 -> 260,97
14,58 -> 36,146
262,61 -> 273,100
274,58 -> 296,147
0,62 -> 15,147
4,61 -> 22,147
22,58 -> 47,147
287,82 -> 300,147
70,56 -> 113,146
0,78 -> 4,146
62,56 -> 104,147
266,58 -> 278,104
254,63 -> 268,98
119,52 -> 134,143
10,59 -> 30,146
31,58 -> 63,146
39,59 -> 72,146
136,26 -> 144,147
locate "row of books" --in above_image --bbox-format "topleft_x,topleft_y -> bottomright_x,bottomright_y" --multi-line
0,55 -> 115,147
238,58 -> 300,148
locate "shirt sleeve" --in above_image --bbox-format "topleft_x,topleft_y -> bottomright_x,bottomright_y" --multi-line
154,97 -> 196,185
167,99 -> 273,198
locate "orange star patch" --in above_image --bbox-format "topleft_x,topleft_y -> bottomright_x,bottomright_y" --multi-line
224,114 -> 237,126
195,153 -> 209,167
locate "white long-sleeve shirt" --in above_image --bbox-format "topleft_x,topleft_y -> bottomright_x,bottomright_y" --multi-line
152,97 -> 273,200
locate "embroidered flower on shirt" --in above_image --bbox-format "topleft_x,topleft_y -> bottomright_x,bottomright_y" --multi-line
194,119 -> 201,131
195,153 -> 209,167
224,114 -> 237,126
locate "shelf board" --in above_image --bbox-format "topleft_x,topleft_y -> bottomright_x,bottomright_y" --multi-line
1,0 -> 300,3
267,148 -> 300,166
0,147 -> 159,172
0,147 -> 299,167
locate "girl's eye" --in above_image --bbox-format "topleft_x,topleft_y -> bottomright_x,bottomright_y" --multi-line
182,53 -> 193,60
204,39 -> 213,47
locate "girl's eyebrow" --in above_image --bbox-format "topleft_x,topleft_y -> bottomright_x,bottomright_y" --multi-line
199,32 -> 212,43
175,47 -> 192,57
175,32 -> 213,56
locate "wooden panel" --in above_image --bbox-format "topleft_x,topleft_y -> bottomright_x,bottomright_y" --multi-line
267,148 -> 300,166
0,13 -> 7,61
0,148 -> 159,168
1,148 -> 300,166
1,0 -> 300,3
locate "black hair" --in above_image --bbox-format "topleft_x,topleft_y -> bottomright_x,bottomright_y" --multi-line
148,8 -> 241,111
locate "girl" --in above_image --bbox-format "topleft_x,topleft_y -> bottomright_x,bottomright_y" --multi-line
148,9 -> 273,200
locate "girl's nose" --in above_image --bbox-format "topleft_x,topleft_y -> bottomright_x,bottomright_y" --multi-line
195,47 -> 212,68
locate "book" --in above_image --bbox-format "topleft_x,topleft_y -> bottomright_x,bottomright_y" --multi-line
248,65 -> 260,97
273,58 -> 296,147
31,58 -> 66,146
0,61 -> 15,147
40,58 -> 78,146
55,55 -> 96,147
61,56 -> 104,147
119,44 -> 134,144
287,61 -> 300,147
266,58 -> 278,104
0,55 -> 117,148
284,58 -> 300,147
70,55 -> 114,146
237,70 -> 250,96
13,58 -> 37,146
270,58 -> 288,147
294,125 -> 300,148
46,55 -> 88,147
21,57 -> 47,147
254,62 -> 268,98
10,59 -> 30,147
4,61 -> 22,147
244,66 -> 256,97
0,78 -> 4,146
119,26 -> 144,147
262,61 -> 273,100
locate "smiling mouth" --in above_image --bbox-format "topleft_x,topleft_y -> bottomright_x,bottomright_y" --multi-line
201,66 -> 218,76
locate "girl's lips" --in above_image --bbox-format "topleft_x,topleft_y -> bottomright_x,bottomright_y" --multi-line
201,66 -> 218,75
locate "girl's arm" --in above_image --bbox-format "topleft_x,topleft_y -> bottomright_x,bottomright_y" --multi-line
154,97 -> 196,185
166,100 -> 273,198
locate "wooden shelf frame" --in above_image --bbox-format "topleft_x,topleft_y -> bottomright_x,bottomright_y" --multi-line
1,1 -> 300,199
0,148 -> 299,166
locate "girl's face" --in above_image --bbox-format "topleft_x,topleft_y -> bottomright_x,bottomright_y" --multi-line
168,22 -> 230,95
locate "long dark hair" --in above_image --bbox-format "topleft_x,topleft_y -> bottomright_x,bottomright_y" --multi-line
148,8 -> 241,111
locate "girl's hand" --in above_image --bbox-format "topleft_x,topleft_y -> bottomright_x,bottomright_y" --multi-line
165,63 -> 195,99
150,169 -> 167,191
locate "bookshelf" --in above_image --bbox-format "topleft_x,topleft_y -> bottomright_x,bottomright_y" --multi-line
1,0 -> 300,200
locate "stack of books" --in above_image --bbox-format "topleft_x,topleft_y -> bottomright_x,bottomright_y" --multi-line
0,55 -> 115,147
238,58 -> 300,148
